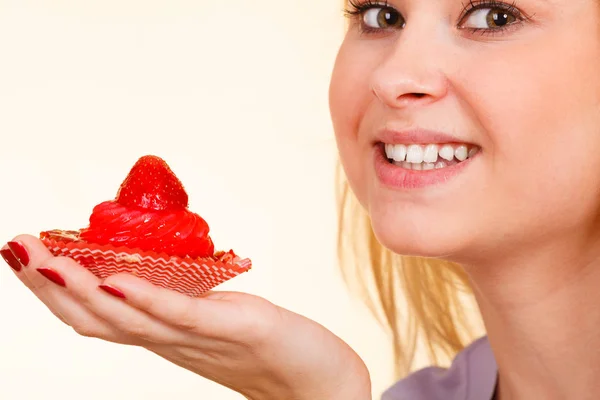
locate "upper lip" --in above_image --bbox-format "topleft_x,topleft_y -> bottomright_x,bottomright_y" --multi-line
376,128 -> 476,146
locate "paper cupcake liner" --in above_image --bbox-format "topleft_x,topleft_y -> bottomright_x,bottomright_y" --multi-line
40,230 -> 251,297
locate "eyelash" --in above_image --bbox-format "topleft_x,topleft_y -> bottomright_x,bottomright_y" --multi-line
344,0 -> 388,16
460,0 -> 528,36
343,0 -> 530,37
343,0 -> 397,35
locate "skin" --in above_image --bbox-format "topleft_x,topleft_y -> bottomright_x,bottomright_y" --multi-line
330,0 -> 600,399
3,236 -> 371,399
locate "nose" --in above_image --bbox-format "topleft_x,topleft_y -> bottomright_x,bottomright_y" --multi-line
370,30 -> 449,109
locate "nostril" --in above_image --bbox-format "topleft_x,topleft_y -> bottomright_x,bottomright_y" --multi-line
397,93 -> 427,101
395,92 -> 429,104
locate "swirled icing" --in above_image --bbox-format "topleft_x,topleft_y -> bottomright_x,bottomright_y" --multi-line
79,200 -> 214,258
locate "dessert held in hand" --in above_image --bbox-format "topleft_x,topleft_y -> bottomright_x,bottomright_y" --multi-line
40,155 -> 251,296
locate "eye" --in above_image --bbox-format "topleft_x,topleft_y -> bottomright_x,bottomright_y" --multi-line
362,6 -> 405,30
461,7 -> 519,30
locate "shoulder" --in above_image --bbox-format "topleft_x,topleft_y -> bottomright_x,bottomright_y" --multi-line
381,336 -> 497,400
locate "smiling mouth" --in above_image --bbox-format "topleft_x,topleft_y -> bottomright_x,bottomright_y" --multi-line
381,142 -> 480,171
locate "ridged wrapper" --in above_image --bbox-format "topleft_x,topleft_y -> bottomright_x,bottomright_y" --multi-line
40,230 -> 251,297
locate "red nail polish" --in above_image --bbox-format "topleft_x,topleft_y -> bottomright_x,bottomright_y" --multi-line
1,248 -> 22,272
37,268 -> 66,287
7,241 -> 30,266
99,285 -> 126,299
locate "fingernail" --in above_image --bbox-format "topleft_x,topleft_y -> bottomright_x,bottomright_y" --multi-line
7,241 -> 30,266
37,268 -> 66,287
1,248 -> 22,272
99,285 -> 126,299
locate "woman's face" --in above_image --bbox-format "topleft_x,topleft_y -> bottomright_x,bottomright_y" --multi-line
330,0 -> 600,263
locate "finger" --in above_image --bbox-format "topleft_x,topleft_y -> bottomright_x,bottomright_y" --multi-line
1,245 -> 24,273
55,267 -> 193,345
8,234 -> 72,289
5,235 -> 139,345
101,273 -> 247,337
4,237 -> 74,324
1,242 -> 67,324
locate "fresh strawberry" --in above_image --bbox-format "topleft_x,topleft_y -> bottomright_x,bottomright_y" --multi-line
115,155 -> 188,211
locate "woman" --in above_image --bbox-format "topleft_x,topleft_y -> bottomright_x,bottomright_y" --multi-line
3,0 -> 599,398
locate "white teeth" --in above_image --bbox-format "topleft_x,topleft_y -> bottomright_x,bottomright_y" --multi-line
385,144 -> 407,161
392,144 -> 407,162
385,144 -> 393,159
438,145 -> 455,161
423,144 -> 439,163
406,145 -> 424,163
455,145 -> 468,161
386,142 -> 480,171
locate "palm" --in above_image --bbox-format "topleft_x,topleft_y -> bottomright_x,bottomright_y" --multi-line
146,291 -> 367,399
7,235 -> 371,400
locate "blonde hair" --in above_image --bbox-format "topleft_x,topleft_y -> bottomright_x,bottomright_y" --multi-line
335,162 -> 483,378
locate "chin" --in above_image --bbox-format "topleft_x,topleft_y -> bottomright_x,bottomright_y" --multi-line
368,205 -> 472,261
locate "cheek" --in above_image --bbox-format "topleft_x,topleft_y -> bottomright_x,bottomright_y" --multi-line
457,30 -> 600,229
329,40 -> 375,206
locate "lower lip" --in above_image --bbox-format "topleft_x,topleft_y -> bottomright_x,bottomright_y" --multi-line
373,145 -> 475,190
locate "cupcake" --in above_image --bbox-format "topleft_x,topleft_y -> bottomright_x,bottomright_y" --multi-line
40,155 -> 251,297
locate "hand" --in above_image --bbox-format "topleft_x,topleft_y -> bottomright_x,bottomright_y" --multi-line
2,235 -> 372,400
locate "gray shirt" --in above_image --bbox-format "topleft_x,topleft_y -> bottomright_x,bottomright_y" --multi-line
381,336 -> 498,400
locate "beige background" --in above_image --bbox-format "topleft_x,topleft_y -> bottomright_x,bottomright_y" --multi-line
0,1 -> 395,399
